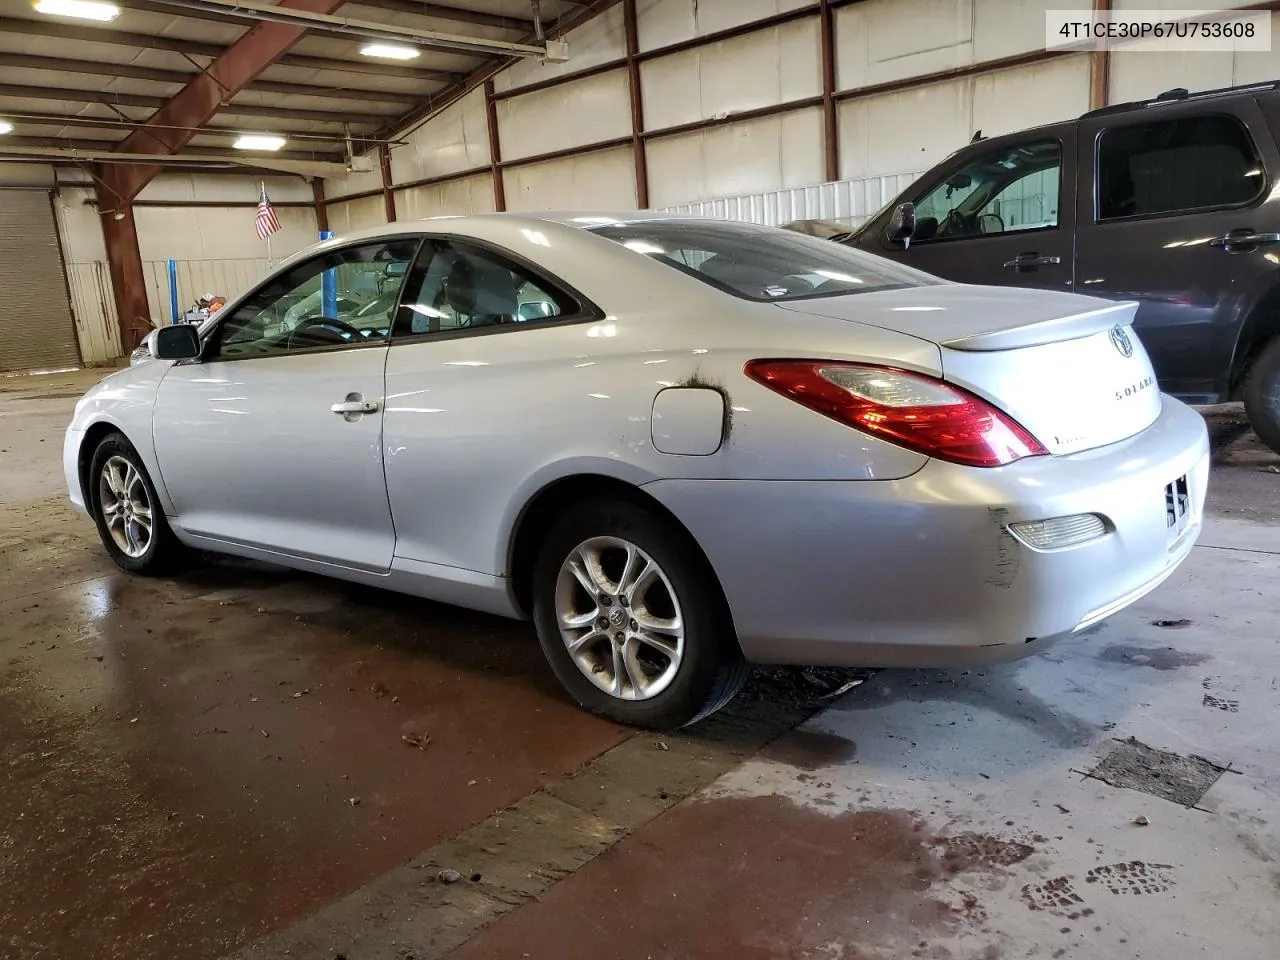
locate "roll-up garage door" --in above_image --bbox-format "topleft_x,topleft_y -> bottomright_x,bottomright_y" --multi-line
0,190 -> 80,373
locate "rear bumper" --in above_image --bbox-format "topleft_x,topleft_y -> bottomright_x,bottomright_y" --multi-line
645,395 -> 1209,668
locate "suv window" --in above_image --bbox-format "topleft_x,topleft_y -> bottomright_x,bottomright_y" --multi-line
590,220 -> 931,301
394,239 -> 581,336
209,239 -> 418,360
912,140 -> 1062,243
1097,114 -> 1264,220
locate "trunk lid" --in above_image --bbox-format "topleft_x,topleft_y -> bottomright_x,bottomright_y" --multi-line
777,284 -> 1161,455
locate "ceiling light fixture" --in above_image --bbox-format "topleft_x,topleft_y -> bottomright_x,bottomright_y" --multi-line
0,120 -> 13,135
234,134 -> 286,151
360,43 -> 420,60
33,0 -> 121,21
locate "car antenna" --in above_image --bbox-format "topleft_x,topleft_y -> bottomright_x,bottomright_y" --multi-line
970,129 -> 984,142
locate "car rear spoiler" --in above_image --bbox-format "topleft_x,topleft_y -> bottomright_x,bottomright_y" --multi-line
941,301 -> 1140,352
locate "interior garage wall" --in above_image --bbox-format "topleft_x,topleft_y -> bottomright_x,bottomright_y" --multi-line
47,171 -> 317,362
322,0 -> 1280,231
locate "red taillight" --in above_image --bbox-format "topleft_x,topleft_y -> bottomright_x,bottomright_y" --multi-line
744,359 -> 1048,468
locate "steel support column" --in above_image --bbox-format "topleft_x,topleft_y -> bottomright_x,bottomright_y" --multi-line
623,0 -> 649,209
379,144 -> 397,222
95,190 -> 151,351
484,79 -> 506,212
313,178 -> 329,234
1089,0 -> 1111,111
819,0 -> 839,183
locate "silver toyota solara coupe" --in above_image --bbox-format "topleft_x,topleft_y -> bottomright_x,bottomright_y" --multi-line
64,213 -> 1209,729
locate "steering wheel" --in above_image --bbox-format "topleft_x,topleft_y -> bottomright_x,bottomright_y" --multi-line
941,208 -> 970,237
291,315 -> 364,341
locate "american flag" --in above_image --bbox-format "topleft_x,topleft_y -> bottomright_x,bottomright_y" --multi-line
255,183 -> 282,240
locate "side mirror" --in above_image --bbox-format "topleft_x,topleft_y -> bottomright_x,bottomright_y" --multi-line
885,202 -> 916,249
153,323 -> 202,360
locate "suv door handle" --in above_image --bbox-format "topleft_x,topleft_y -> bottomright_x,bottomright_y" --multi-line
331,393 -> 379,421
1003,252 -> 1062,271
1209,229 -> 1280,250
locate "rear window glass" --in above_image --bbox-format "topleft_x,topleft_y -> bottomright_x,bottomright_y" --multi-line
590,220 -> 936,302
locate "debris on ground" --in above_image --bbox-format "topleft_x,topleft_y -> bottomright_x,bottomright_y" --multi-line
1152,618 -> 1193,628
371,681 -> 391,698
1133,815 -> 1150,826
437,868 -> 462,884
1054,804 -> 1070,814
348,797 -> 361,807
655,740 -> 669,751
401,732 -> 431,750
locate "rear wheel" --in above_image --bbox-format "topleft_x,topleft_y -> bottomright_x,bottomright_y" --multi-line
531,498 -> 749,729
1243,336 -> 1280,455
88,433 -> 187,575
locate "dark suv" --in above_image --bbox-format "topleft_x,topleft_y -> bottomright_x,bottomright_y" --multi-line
844,80 -> 1280,454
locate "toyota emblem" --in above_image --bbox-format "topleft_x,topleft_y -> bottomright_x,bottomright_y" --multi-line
1109,324 -> 1134,358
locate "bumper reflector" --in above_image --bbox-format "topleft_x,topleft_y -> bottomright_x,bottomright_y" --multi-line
1008,513 -> 1107,550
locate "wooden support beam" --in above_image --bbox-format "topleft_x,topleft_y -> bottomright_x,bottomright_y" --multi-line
1090,0 -> 1112,111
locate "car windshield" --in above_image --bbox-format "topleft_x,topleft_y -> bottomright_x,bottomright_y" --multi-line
590,219 -> 936,302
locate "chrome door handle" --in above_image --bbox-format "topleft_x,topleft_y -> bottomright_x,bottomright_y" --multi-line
1209,230 -> 1280,249
331,393 -> 379,421
1003,253 -> 1061,270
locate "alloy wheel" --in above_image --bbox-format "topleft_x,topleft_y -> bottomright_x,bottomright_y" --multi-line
554,536 -> 685,700
98,455 -> 153,559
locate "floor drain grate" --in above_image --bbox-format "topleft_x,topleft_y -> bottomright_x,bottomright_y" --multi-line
1084,737 -> 1230,807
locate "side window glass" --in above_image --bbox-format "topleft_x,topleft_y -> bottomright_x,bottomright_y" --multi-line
1097,115 -> 1264,220
912,141 -> 1061,243
209,238 -> 419,360
396,240 -> 580,336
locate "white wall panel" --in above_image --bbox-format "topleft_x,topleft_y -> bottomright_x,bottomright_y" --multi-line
837,0 -> 1091,90
837,0 -> 973,90
398,174 -> 496,220
133,205 -> 317,262
838,56 -> 1088,182
325,195 -> 387,235
641,17 -> 820,131
137,173 -> 312,204
972,56 -> 1090,137
973,0 -> 1090,62
323,160 -> 382,202
1109,12 -> 1280,102
647,107 -> 823,208
636,0 -> 811,52
497,68 -> 632,162
494,3 -> 627,93
53,187 -> 107,264
503,146 -> 636,212
390,88 -> 490,185
839,81 -> 970,180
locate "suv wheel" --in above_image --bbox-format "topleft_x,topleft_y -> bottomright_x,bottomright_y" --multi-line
531,498 -> 749,729
1243,336 -> 1280,456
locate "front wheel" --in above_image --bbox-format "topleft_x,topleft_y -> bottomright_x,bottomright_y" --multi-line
1243,336 -> 1280,456
88,433 -> 187,575
531,499 -> 749,729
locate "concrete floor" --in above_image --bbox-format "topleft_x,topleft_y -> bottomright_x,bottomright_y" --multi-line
3,368 -> 1279,960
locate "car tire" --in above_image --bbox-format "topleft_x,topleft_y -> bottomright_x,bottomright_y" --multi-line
1243,336 -> 1280,456
531,498 -> 749,730
88,432 -> 187,576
